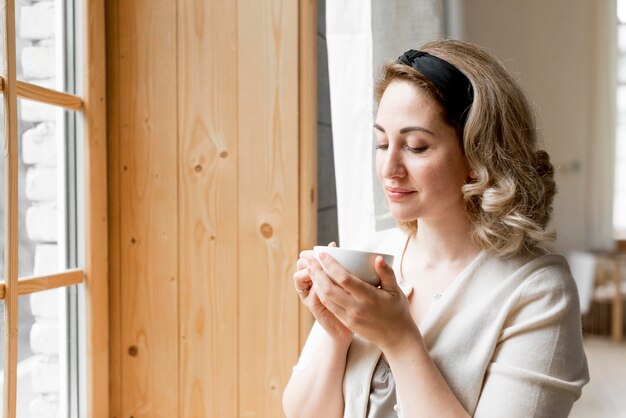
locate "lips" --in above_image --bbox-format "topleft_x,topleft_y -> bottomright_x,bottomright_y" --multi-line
385,187 -> 416,201
386,187 -> 414,193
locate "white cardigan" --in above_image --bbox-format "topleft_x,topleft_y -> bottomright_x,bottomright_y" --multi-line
293,247 -> 589,418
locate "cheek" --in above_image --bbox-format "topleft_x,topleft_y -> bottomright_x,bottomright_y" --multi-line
413,157 -> 467,193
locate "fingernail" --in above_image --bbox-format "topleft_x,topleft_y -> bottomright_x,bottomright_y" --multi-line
319,253 -> 327,261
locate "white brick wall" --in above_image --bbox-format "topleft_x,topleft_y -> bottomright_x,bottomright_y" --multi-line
23,122 -> 57,166
26,167 -> 57,201
25,204 -> 57,242
20,1 -> 63,416
30,321 -> 59,356
31,357 -> 60,394
21,46 -> 56,79
29,286 -> 60,320
29,394 -> 59,418
20,100 -> 58,122
20,3 -> 55,40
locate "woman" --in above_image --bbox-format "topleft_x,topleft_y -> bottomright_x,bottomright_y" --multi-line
283,39 -> 589,418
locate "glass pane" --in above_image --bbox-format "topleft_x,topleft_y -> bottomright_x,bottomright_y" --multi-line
0,97 -> 5,282
616,87 -> 626,234
620,0 -> 626,24
619,25 -> 626,52
18,99 -> 69,278
0,9 -> 5,74
16,289 -> 69,418
16,0 -> 67,92
619,53 -> 626,84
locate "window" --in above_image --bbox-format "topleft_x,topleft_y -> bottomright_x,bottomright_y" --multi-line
616,0 -> 626,238
0,0 -> 107,417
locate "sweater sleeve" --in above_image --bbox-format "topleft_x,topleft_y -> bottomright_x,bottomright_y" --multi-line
473,260 -> 590,418
291,321 -> 326,373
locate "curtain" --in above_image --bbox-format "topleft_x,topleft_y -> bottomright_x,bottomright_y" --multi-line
326,0 -> 444,250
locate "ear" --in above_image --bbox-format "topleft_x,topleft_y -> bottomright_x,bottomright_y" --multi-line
468,169 -> 477,179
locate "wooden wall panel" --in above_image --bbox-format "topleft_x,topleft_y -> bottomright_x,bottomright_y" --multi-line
298,0 -> 317,349
105,0 -> 122,415
109,0 -> 179,417
177,0 -> 239,416
84,0 -> 109,416
108,0 -> 315,416
237,0 -> 300,416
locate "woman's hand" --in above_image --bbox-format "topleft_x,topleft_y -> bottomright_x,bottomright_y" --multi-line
293,242 -> 354,346
308,252 -> 419,351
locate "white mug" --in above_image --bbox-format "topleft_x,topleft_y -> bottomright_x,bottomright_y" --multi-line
313,246 -> 394,286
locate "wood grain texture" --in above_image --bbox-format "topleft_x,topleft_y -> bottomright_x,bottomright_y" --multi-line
108,0 -> 314,415
112,0 -> 179,416
84,0 -> 109,416
237,0 -> 300,416
298,0 -> 317,350
105,0 -> 122,415
177,0 -> 239,416
2,0 -> 20,415
0,269 -> 83,298
0,78 -> 83,110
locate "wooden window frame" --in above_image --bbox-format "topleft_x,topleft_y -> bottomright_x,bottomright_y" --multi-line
0,0 -> 107,416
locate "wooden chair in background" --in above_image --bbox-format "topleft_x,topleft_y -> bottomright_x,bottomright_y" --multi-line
569,246 -> 626,342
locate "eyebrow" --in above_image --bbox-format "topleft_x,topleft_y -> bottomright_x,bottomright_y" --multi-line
373,123 -> 434,136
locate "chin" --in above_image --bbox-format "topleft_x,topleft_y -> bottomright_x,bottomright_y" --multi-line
388,207 -> 419,223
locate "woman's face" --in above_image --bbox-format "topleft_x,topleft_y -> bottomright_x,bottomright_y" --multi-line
375,79 -> 470,223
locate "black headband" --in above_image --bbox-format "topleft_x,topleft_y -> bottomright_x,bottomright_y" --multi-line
397,49 -> 473,129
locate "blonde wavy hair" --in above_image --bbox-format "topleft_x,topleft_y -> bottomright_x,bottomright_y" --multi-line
375,39 -> 556,257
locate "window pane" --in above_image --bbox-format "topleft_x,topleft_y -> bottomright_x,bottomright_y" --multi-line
16,0 -> 68,93
18,99 -> 70,278
619,25 -> 626,52
0,11 -> 4,72
616,87 -> 626,236
16,289 -> 69,418
619,53 -> 626,85
620,0 -> 626,24
0,97 -> 5,282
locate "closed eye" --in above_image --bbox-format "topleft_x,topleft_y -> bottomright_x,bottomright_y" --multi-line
407,145 -> 428,153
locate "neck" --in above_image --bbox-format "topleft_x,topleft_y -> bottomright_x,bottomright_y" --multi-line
410,211 -> 481,265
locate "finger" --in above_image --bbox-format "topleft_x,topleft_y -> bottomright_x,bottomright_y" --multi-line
329,241 -> 337,247
317,252 -> 373,297
299,249 -> 314,259
296,258 -> 309,271
308,270 -> 350,321
294,269 -> 312,282
308,258 -> 353,309
316,290 -> 350,325
375,256 -> 400,292
293,269 -> 312,286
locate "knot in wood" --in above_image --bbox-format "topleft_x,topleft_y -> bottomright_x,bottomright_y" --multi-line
128,345 -> 138,356
260,222 -> 273,239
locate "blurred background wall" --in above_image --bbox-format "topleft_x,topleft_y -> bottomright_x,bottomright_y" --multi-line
318,0 -> 618,254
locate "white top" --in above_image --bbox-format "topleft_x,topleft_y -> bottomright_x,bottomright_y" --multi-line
292,242 -> 590,418
366,356 -> 397,417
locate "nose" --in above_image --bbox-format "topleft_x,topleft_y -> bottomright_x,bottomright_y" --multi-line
380,146 -> 406,179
